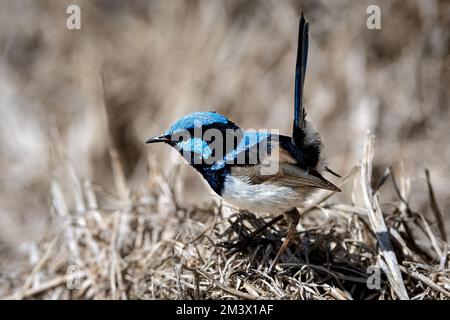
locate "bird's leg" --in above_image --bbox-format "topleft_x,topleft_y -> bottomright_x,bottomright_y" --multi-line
268,208 -> 300,272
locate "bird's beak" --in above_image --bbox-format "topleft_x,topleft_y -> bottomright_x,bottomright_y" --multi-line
145,134 -> 170,144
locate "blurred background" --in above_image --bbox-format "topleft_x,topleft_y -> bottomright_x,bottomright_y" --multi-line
0,0 -> 449,263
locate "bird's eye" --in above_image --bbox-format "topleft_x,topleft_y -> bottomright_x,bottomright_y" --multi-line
171,134 -> 185,143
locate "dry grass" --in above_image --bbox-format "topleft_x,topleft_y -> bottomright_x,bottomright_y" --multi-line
1,132 -> 448,300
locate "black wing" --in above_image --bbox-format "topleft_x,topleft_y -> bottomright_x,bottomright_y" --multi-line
292,13 -> 309,147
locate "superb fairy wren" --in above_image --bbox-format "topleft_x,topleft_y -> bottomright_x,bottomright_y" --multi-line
146,14 -> 340,270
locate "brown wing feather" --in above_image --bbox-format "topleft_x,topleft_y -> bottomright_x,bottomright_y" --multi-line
231,143 -> 340,192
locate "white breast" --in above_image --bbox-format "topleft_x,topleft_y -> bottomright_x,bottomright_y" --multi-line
221,175 -> 307,214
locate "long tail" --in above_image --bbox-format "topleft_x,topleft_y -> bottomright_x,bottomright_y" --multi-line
292,12 -> 309,147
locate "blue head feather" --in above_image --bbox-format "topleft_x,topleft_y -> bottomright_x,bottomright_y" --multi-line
162,111 -> 270,171
164,111 -> 230,135
178,137 -> 212,159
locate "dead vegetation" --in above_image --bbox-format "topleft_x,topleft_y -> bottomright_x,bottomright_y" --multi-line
1,132 -> 448,300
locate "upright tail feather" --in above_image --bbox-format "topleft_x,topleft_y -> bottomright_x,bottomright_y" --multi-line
292,13 -> 309,147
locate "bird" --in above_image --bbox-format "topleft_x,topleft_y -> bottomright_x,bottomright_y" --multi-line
145,13 -> 340,271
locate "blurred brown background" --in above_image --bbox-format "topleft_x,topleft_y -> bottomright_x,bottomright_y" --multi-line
0,0 -> 449,260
